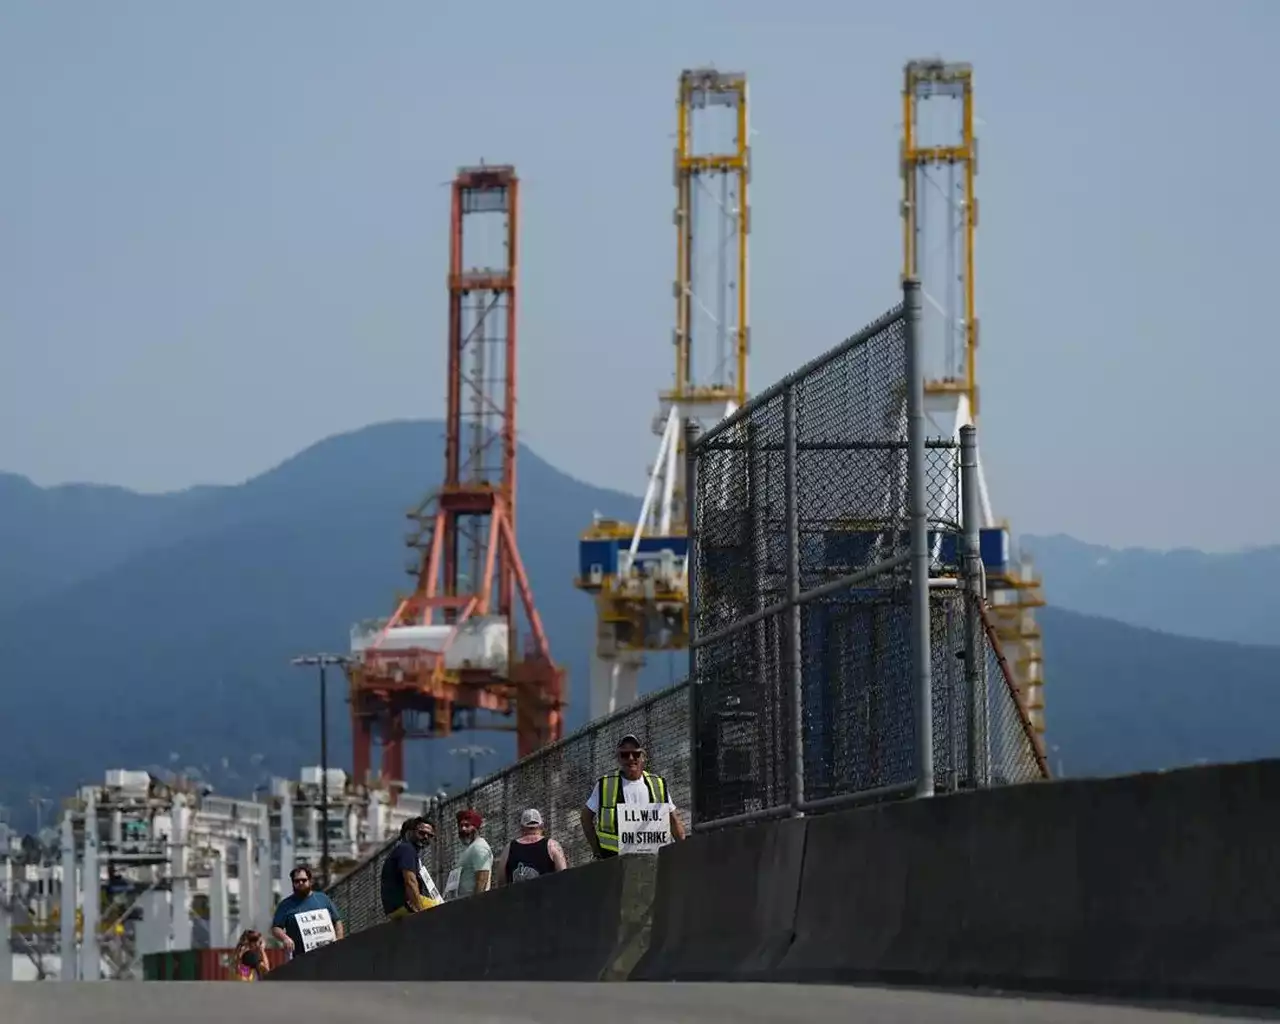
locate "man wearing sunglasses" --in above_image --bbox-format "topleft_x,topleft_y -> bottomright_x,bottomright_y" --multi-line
271,865 -> 343,958
380,816 -> 443,920
580,733 -> 686,859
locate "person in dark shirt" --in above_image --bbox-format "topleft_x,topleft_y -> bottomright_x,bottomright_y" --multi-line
494,808 -> 567,886
380,816 -> 442,919
270,866 -> 343,957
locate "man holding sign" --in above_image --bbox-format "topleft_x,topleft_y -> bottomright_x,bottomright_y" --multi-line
381,817 -> 444,919
270,865 -> 344,957
580,733 -> 686,859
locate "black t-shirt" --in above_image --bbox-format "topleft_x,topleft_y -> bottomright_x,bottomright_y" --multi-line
380,840 -> 433,914
504,837 -> 555,884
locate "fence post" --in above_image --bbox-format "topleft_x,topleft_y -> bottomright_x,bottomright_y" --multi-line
959,424 -> 989,788
903,276 -> 935,799
783,384 -> 805,814
747,416 -> 771,794
948,596 -> 960,794
684,416 -> 701,827
429,795 -> 442,878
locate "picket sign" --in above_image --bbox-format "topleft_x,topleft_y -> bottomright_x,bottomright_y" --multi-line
294,908 -> 335,953
617,803 -> 673,855
419,865 -> 443,908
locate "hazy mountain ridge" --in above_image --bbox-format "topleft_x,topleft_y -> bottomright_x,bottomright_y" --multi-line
1022,532 -> 1280,647
0,421 -> 1274,828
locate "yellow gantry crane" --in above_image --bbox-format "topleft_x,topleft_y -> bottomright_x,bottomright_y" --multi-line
901,58 -> 1046,735
575,68 -> 751,722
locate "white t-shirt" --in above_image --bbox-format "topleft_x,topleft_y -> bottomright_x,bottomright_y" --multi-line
444,836 -> 494,899
585,774 -> 676,815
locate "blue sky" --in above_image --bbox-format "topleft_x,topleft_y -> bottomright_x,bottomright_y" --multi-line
2,0 -> 1276,551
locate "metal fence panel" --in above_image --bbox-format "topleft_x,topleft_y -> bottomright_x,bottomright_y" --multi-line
326,601 -> 1044,937
797,591 -> 916,801
327,681 -> 689,935
688,299 -> 964,826
976,596 -> 1051,786
325,284 -> 1049,935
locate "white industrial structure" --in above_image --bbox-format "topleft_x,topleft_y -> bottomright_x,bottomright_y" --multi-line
2,766 -> 437,982
350,615 -> 510,676
576,68 -> 751,723
900,57 -> 1046,736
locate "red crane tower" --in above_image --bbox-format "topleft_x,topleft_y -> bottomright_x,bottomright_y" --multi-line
346,164 -> 565,787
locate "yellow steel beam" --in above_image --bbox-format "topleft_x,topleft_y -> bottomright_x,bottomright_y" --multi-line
901,59 -> 979,417
674,68 -> 749,409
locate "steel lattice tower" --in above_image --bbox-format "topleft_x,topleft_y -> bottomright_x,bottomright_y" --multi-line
901,59 -> 1046,736
575,69 -> 751,724
347,164 -> 564,787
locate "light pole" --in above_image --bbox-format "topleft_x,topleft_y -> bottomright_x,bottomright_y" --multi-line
290,653 -> 351,888
29,790 -> 51,835
449,745 -> 496,788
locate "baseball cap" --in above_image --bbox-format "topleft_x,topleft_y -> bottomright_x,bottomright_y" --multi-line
519,807 -> 543,828
617,733 -> 642,749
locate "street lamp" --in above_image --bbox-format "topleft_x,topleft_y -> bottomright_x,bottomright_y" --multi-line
450,745 -> 496,787
29,790 -> 52,835
290,653 -> 352,888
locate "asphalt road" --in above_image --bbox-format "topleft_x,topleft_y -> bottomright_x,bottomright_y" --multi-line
2,982 -> 1277,1024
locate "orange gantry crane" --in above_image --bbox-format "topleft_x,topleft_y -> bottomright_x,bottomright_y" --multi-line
346,164 -> 565,787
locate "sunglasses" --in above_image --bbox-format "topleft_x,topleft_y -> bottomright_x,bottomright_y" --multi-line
618,750 -> 644,760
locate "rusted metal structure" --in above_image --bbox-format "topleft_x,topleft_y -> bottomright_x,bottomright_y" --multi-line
346,164 -> 564,787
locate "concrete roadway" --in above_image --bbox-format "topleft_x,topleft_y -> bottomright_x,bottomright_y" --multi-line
2,982 -> 1277,1024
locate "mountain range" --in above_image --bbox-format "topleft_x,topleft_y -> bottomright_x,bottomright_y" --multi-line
1018,532 -> 1280,648
0,419 -> 1275,829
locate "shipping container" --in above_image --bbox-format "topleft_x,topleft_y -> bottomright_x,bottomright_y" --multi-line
142,945 -> 290,981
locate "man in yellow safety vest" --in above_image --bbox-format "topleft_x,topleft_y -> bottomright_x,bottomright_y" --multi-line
580,733 -> 686,859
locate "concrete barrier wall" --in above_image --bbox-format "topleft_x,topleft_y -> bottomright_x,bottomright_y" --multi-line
269,759 -> 1280,1007
631,816 -> 807,981
639,758 -> 1280,1007
267,854 -> 658,982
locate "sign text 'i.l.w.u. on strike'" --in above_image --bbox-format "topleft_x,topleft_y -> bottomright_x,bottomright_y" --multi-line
294,908 -> 336,953
618,803 -> 673,855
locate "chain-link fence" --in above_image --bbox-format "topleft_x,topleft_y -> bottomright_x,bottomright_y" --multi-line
976,595 -> 1051,785
690,290 -> 920,826
324,280 -> 1048,935
327,680 -> 689,935
327,609 -> 1044,937
687,280 -> 1048,830
926,589 -> 1049,791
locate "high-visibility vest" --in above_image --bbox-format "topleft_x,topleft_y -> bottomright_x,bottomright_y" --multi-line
594,770 -> 669,854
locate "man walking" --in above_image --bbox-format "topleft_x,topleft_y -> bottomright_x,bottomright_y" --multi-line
580,733 -> 686,859
494,808 -> 567,886
444,808 -> 493,900
270,865 -> 344,957
380,816 -> 443,920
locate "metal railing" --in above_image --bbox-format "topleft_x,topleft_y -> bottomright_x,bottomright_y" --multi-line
327,614 -> 1043,937
324,278 -> 1049,935
327,681 -> 689,936
685,279 -> 1048,830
